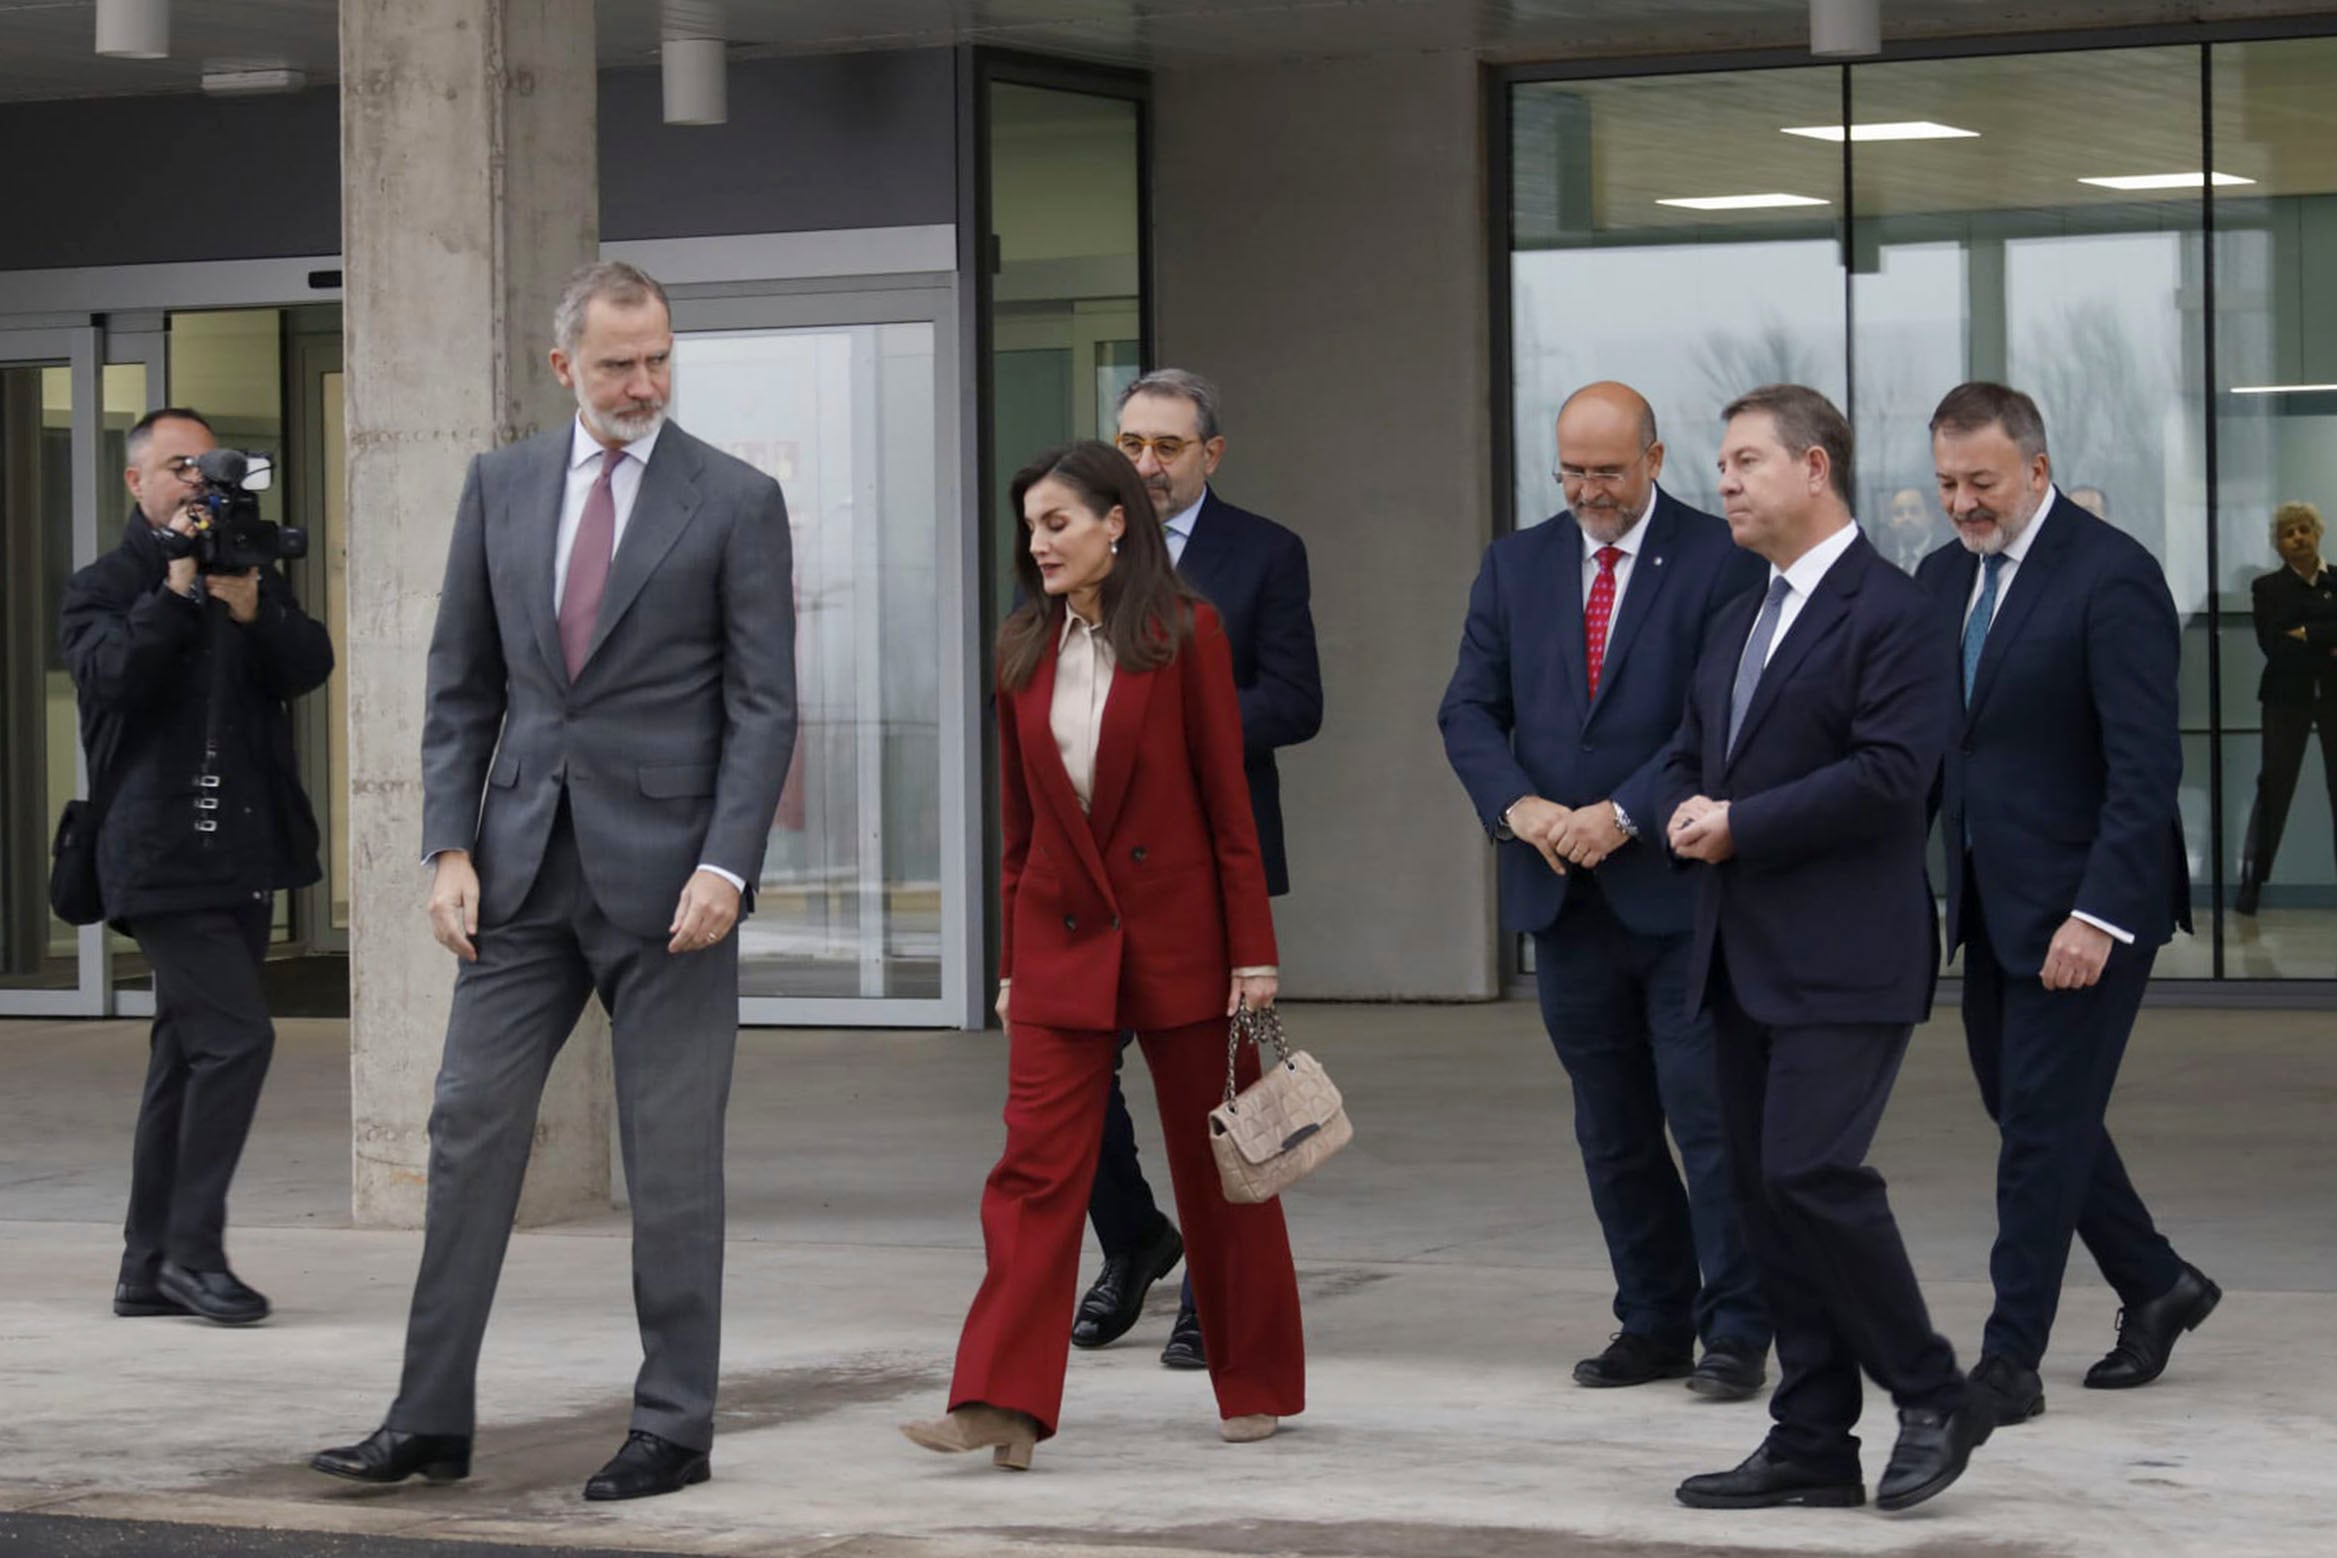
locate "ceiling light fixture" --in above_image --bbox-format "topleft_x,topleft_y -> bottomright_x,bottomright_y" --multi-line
202,63 -> 306,95
95,0 -> 169,60
1810,0 -> 1881,58
1657,193 -> 1833,211
2230,383 -> 2337,395
1782,121 -> 1980,142
661,0 -> 727,126
2078,172 -> 2254,190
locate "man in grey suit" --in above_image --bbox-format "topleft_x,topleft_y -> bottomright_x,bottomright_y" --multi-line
313,262 -> 797,1502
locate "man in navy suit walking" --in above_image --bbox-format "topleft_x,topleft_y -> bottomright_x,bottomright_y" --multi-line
1663,385 -> 1987,1514
1916,383 -> 2217,1428
1067,369 -> 1323,1368
1440,382 -> 1769,1400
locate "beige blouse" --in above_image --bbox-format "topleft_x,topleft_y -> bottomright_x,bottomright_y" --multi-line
1053,607 -> 1114,813
1003,605 -> 1274,986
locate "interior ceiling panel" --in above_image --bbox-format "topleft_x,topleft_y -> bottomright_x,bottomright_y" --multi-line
0,0 -> 2332,103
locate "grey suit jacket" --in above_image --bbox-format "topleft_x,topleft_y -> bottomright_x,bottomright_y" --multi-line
421,420 -> 798,940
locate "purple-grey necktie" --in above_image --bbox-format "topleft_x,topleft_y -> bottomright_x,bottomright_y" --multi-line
559,448 -> 622,678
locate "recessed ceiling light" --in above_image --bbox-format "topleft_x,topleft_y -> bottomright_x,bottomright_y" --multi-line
2231,383 -> 2337,394
1656,193 -> 1833,211
2078,172 -> 2254,190
1781,121 -> 1981,142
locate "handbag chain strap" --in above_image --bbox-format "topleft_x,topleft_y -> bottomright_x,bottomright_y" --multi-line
1221,1004 -> 1293,1106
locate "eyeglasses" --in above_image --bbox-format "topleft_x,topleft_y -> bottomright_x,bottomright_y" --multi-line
1117,433 -> 1199,462
1555,448 -> 1653,488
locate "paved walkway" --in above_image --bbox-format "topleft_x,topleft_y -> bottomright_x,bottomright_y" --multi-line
1,1002 -> 2330,1556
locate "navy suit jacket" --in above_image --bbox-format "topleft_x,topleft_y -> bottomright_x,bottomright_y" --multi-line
1439,489 -> 1766,937
1176,491 -> 1323,897
1916,495 -> 2191,974
1658,533 -> 1956,1027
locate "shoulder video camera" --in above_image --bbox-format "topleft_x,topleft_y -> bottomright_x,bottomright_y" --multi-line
156,448 -> 308,574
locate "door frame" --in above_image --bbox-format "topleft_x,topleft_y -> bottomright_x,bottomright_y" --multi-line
668,276 -> 984,1030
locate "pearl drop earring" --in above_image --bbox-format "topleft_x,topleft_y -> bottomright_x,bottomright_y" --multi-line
1110,537 -> 1120,555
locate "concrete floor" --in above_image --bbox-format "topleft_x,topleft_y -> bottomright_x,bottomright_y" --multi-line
0,1001 -> 2331,1557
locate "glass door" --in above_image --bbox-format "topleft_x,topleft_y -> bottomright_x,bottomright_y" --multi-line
0,325 -> 122,1016
668,284 -> 977,1027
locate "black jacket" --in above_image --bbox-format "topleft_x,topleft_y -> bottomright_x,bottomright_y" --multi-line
2252,564 -> 2337,706
1174,492 -> 1322,897
59,514 -> 334,925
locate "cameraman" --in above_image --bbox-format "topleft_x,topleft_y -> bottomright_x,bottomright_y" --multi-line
59,407 -> 333,1326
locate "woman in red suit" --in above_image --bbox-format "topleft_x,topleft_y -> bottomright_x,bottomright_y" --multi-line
902,441 -> 1305,1469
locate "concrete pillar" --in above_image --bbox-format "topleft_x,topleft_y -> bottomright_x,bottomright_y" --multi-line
341,0 -> 609,1226
1153,52 -> 1500,1000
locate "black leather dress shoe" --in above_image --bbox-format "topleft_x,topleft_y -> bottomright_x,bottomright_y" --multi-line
1970,1353 -> 2045,1425
1875,1401 -> 1992,1512
157,1261 -> 269,1325
1159,1299 -> 1207,1370
1686,1337 -> 1767,1401
1676,1444 -> 1864,1509
310,1427 -> 473,1485
113,1278 -> 187,1318
584,1430 -> 710,1501
2085,1264 -> 2221,1390
1071,1220 -> 1184,1349
1574,1332 -> 1692,1388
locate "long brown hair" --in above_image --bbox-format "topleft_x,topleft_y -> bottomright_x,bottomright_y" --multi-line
996,441 -> 1201,692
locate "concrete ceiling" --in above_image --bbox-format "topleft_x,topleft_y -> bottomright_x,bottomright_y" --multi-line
0,0 -> 2331,103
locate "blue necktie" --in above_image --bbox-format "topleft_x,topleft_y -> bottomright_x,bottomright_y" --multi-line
1962,553 -> 2005,704
1727,576 -> 1795,753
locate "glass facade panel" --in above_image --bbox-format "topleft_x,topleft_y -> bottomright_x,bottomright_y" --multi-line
1512,69 -> 1846,525
0,360 -> 75,992
985,81 -> 1142,626
2213,37 -> 2337,977
1509,36 -> 2337,983
673,322 -> 943,1000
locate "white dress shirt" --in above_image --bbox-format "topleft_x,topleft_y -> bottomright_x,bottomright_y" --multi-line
1162,489 -> 1206,568
1580,484 -> 1660,624
1955,488 -> 2132,944
1963,483 -> 2057,631
553,417 -> 662,615
1758,518 -> 1864,666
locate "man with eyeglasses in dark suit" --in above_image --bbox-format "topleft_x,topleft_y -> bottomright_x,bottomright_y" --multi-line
1065,368 -> 1323,1371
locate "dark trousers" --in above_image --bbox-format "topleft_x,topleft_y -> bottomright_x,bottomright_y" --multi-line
1711,958 -> 1962,1475
387,800 -> 739,1451
120,903 -> 277,1281
951,1017 -> 1304,1435
1961,886 -> 2182,1369
2240,696 -> 2337,890
1532,878 -> 1765,1350
1091,1040 -> 1197,1310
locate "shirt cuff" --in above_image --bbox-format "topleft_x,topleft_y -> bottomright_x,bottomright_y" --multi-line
697,863 -> 746,892
1231,965 -> 1278,977
2071,910 -> 2136,946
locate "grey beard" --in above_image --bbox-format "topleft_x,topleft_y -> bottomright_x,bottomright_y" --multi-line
580,395 -> 665,445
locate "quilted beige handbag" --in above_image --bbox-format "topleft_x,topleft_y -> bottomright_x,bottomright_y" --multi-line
1208,1006 -> 1353,1204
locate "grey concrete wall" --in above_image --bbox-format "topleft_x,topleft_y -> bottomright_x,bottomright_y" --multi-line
0,51 -> 954,272
1153,52 -> 1500,1000
599,51 -> 956,241
340,0 -> 608,1227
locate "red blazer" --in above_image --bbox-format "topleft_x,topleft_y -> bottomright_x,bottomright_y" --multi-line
998,601 -> 1277,1034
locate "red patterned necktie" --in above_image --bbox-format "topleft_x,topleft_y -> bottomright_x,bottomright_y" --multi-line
559,448 -> 622,678
1585,544 -> 1623,697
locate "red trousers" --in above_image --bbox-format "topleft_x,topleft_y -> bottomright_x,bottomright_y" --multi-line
948,1016 -> 1306,1437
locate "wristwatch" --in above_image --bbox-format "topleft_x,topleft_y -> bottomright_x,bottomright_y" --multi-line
1611,801 -> 1638,839
1494,796 -> 1528,841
